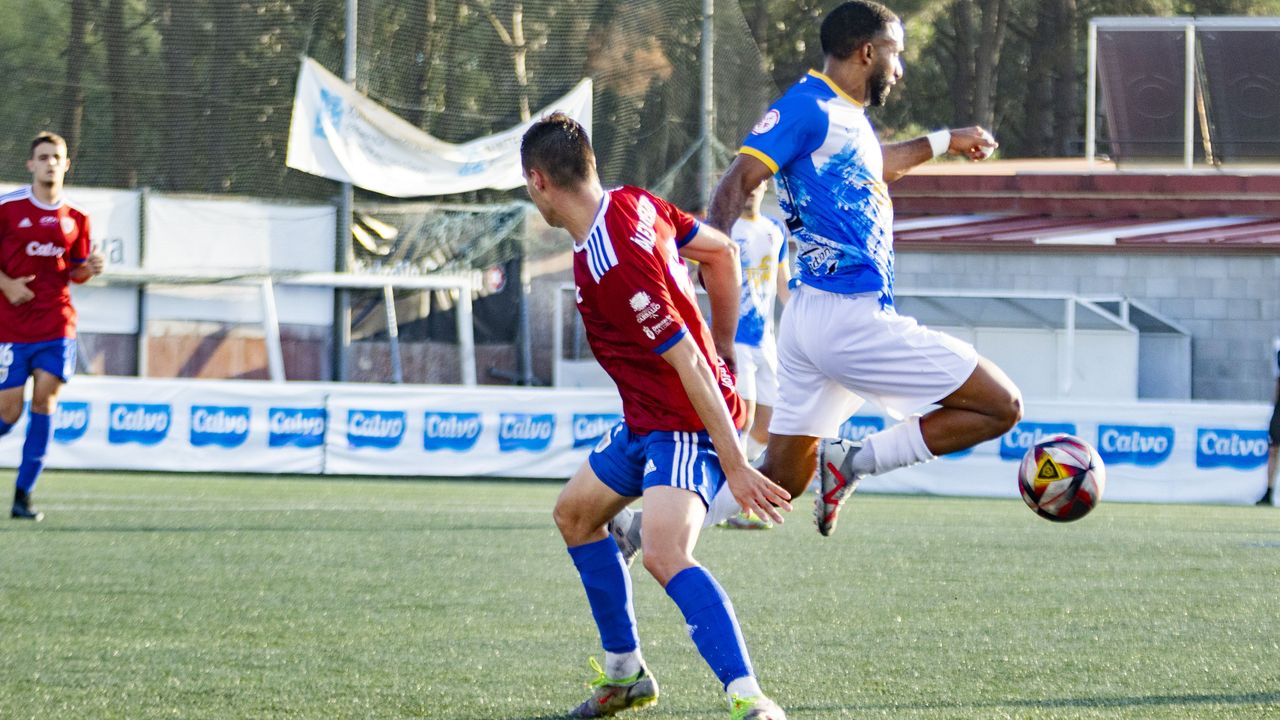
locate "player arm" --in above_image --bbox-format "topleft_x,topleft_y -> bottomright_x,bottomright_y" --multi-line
775,253 -> 792,306
677,223 -> 741,363
708,154 -> 774,236
659,334 -> 790,523
881,127 -> 999,183
67,217 -> 102,284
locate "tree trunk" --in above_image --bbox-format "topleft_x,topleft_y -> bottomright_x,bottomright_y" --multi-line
159,0 -> 200,190
947,1 -> 976,126
61,0 -> 92,166
1052,0 -> 1079,156
205,2 -> 238,192
103,0 -> 137,187
1022,0 -> 1057,155
971,0 -> 1010,130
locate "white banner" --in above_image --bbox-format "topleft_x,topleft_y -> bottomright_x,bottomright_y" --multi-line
286,57 -> 593,197
324,384 -> 622,479
0,378 -> 328,475
0,379 -> 1270,505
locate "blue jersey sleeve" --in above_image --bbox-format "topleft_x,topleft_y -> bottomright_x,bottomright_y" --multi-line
740,90 -> 827,175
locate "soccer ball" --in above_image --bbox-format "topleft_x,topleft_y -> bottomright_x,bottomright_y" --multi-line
1017,434 -> 1106,522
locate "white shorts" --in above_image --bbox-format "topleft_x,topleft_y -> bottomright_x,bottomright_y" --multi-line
734,336 -> 779,406
770,286 -> 979,438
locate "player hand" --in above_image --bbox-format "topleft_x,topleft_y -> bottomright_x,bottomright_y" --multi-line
947,127 -> 998,161
85,250 -> 106,277
724,463 -> 791,525
1,274 -> 35,305
715,340 -> 736,375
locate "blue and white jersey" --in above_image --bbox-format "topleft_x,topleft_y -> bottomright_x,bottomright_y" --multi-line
731,214 -> 787,347
1272,336 -> 1280,379
740,70 -> 895,305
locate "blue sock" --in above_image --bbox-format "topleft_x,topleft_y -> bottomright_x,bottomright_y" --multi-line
17,412 -> 51,494
0,416 -> 12,439
567,536 -> 639,653
665,566 -> 754,689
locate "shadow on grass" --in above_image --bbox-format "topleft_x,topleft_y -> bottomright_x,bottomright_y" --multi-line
791,690 -> 1280,714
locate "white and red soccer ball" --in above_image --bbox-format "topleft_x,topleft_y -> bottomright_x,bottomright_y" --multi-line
1017,434 -> 1106,522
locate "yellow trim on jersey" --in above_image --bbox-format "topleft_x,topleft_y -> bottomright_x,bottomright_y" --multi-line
807,69 -> 865,108
738,146 -> 780,174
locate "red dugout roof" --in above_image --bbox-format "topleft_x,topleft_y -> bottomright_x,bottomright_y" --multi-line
887,160 -> 1280,253
893,214 -> 1280,253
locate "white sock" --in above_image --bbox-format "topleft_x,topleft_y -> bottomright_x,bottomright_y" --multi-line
726,675 -> 762,701
605,650 -> 643,679
864,414 -> 934,475
703,483 -> 742,528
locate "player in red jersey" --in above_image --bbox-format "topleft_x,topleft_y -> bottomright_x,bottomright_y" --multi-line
0,132 -> 104,520
522,114 -> 790,720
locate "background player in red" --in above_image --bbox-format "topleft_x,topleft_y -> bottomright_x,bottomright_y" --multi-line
0,132 -> 104,520
522,113 -> 790,719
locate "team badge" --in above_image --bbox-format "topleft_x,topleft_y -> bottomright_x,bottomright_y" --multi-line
752,109 -> 780,134
61,217 -> 76,234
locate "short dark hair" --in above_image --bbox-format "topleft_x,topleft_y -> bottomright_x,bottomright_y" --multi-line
520,112 -> 594,188
821,1 -> 900,60
30,131 -> 67,158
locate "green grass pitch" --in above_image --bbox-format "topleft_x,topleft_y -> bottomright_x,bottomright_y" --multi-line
1,471 -> 1277,719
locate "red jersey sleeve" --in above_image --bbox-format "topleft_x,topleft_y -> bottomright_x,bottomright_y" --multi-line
595,246 -> 689,355
647,192 -> 701,248
69,213 -> 90,264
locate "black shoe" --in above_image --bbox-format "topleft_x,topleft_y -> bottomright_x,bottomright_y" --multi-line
1258,487 -> 1274,507
11,488 -> 43,521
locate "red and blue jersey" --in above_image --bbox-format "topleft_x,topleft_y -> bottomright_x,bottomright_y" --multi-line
0,186 -> 91,343
574,185 -> 745,434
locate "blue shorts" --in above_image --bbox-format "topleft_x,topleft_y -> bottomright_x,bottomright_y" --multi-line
588,422 -> 726,507
0,338 -> 77,390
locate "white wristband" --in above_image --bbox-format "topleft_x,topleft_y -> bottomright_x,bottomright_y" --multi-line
927,130 -> 951,158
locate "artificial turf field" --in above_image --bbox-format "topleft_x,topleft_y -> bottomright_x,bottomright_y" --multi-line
0,471 -> 1277,719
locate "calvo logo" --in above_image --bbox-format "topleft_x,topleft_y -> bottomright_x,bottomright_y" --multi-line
190,405 -> 251,449
1196,428 -> 1269,470
347,409 -> 406,450
424,411 -> 483,452
499,413 -> 555,452
53,401 -> 90,444
1098,424 -> 1174,467
839,415 -> 884,442
269,408 -> 326,449
999,422 -> 1077,461
108,403 -> 171,446
573,413 -> 621,448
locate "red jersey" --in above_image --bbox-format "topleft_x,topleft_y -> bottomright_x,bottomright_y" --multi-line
0,186 -> 91,343
574,185 -> 745,434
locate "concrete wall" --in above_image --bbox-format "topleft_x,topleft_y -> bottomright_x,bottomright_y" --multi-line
894,251 -> 1280,401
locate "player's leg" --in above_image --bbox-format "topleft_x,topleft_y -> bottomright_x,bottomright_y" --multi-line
1264,393 -> 1280,506
747,334 -> 780,452
554,423 -> 658,717
0,341 -> 27,439
759,288 -> 862,500
12,340 -> 74,521
639,432 -> 784,717
920,356 -> 1023,455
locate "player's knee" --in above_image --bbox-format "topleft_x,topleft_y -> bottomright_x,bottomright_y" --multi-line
29,397 -> 57,415
551,499 -> 583,541
640,545 -> 692,586
993,390 -> 1023,435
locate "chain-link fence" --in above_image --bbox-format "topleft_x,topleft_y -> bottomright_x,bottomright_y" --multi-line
0,0 -> 777,213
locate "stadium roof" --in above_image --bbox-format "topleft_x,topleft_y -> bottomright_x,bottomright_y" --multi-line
893,214 -> 1280,253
